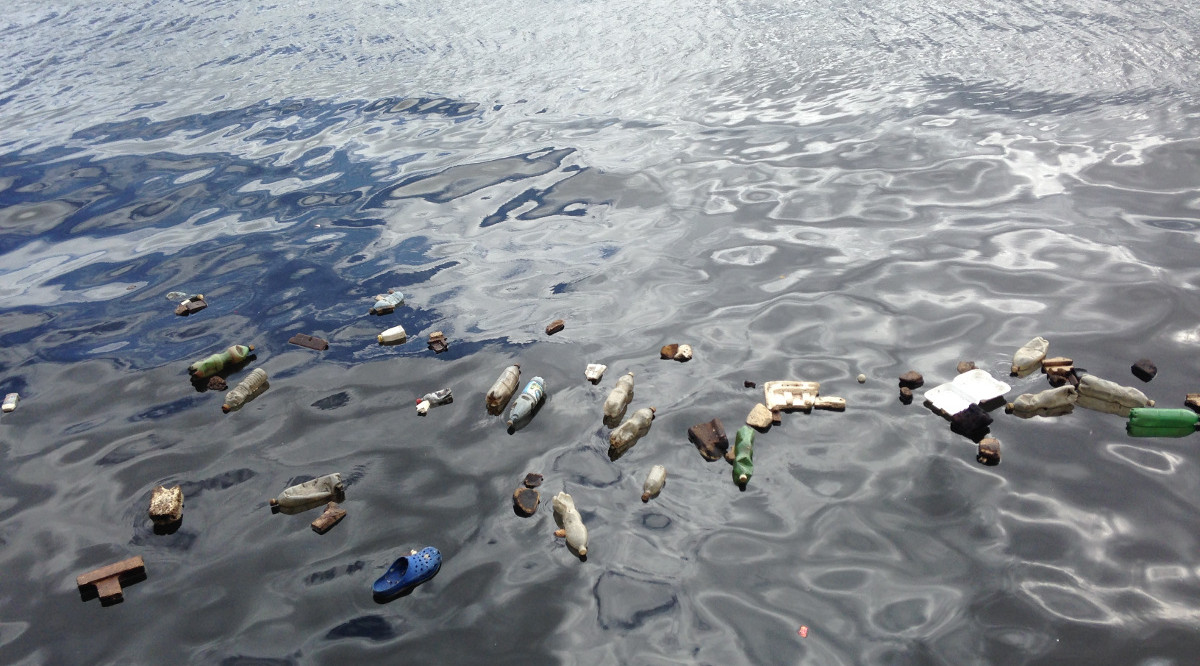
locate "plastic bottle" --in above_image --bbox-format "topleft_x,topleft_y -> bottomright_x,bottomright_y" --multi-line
486,364 -> 520,415
1127,408 -> 1198,438
416,388 -> 452,414
378,325 -> 407,344
188,344 -> 254,379
1077,374 -> 1154,416
1011,385 -> 1077,418
733,426 -> 755,485
1011,337 -> 1050,375
2,393 -> 17,413
507,377 -> 546,427
552,491 -> 588,556
609,407 -> 656,459
603,372 -> 635,427
369,291 -> 404,315
223,368 -> 269,412
641,465 -> 666,502
271,473 -> 344,511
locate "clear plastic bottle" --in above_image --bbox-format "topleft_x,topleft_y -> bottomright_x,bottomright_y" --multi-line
609,407 -> 655,460
223,368 -> 269,413
486,364 -> 521,415
641,465 -> 666,502
271,473 -> 344,513
188,344 -> 254,379
603,372 -> 635,427
416,388 -> 452,414
1011,337 -> 1049,375
552,491 -> 588,556
507,377 -> 546,427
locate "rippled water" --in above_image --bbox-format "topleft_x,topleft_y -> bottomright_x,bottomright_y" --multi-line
4,1 -> 1200,663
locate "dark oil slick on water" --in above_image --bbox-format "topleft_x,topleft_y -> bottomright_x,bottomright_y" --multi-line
4,0 -> 1200,664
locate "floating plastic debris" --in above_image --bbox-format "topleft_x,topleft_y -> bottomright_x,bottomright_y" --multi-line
609,407 -> 655,460
1076,374 -> 1153,417
923,369 -> 1010,416
552,492 -> 588,556
2,393 -> 17,413
507,377 -> 546,428
486,365 -> 521,415
603,372 -> 635,428
1011,385 -> 1077,418
641,465 -> 666,502
271,473 -> 344,514
733,426 -> 755,486
763,380 -> 820,411
373,546 -> 441,599
148,485 -> 183,526
857,374 -> 867,383
377,325 -> 407,345
77,556 -> 146,605
223,368 -> 268,413
1011,337 -> 1049,376
188,344 -> 253,379
1127,408 -> 1197,438
165,291 -> 188,301
369,290 -> 404,315
659,344 -> 692,361
585,363 -> 607,384
416,388 -> 452,415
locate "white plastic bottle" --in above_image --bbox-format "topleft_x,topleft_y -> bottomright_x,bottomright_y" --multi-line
552,491 -> 588,556
378,325 -> 407,344
641,465 -> 666,502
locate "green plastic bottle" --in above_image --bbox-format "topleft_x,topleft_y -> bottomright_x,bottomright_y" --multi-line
733,426 -> 755,486
188,344 -> 254,379
1127,408 -> 1198,438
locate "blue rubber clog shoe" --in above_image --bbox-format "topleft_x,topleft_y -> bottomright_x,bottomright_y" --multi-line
372,546 -> 441,599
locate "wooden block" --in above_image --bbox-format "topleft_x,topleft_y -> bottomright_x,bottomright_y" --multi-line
310,502 -> 347,535
288,333 -> 329,351
687,418 -> 728,462
1042,357 -> 1073,369
77,556 -> 145,603
1185,393 -> 1200,413
545,319 -> 565,335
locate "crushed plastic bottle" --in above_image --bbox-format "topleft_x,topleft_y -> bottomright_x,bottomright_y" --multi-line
416,388 -> 452,414
1011,336 -> 1050,376
486,364 -> 521,415
552,491 -> 588,556
641,465 -> 666,502
603,372 -> 635,428
223,368 -> 269,413
369,291 -> 404,315
378,325 -> 407,345
609,407 -> 656,460
1011,385 -> 1077,418
507,377 -> 546,428
271,473 -> 344,514
1077,374 -> 1154,416
1127,408 -> 1198,438
188,344 -> 254,379
733,426 -> 755,486
2,393 -> 17,413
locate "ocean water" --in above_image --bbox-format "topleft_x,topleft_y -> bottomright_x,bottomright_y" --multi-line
4,1 -> 1200,663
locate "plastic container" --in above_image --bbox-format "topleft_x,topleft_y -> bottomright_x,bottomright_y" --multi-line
188,344 -> 253,379
763,380 -> 820,411
609,407 -> 655,460
552,492 -> 588,556
603,372 -> 635,427
223,368 -> 269,413
486,365 -> 521,415
271,473 -> 344,513
369,291 -> 404,315
416,388 -> 452,414
733,426 -> 755,486
1077,374 -> 1153,416
641,465 -> 666,502
506,377 -> 546,427
1011,336 -> 1050,375
923,369 -> 1010,416
378,325 -> 407,344
2,393 -> 17,413
1011,385 -> 1077,418
1127,408 -> 1198,438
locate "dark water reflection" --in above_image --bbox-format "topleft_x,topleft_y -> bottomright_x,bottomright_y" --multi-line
5,1 -> 1200,664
